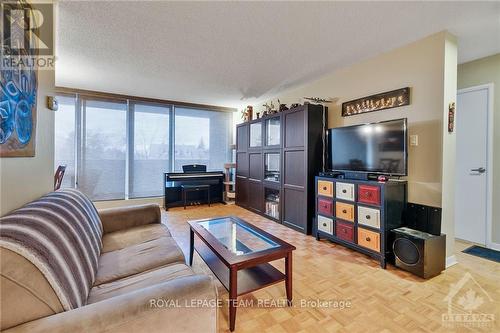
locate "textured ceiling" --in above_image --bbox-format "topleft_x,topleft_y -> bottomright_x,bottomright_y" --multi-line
56,1 -> 500,108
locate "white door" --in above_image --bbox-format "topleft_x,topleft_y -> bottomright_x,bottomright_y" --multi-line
455,85 -> 492,245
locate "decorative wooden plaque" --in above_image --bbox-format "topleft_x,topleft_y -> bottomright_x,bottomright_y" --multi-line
342,87 -> 410,117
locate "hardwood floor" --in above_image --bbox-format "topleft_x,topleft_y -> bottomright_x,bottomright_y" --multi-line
162,204 -> 500,333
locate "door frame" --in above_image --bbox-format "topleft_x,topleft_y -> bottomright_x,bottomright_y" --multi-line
457,83 -> 496,250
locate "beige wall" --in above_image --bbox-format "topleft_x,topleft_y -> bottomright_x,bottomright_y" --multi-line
0,69 -> 56,216
253,31 -> 458,256
458,54 -> 500,244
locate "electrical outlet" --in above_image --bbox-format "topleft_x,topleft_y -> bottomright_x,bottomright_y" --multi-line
410,135 -> 418,146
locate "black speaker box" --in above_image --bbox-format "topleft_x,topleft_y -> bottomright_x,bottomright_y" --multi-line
392,227 -> 445,279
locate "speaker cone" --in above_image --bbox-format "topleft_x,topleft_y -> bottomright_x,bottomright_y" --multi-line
394,238 -> 420,265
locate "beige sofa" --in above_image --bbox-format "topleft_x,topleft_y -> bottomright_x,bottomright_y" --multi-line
0,189 -> 217,332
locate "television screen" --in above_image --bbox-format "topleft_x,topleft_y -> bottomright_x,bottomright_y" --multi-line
329,118 -> 407,176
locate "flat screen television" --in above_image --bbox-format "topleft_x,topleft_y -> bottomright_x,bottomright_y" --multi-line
328,118 -> 407,176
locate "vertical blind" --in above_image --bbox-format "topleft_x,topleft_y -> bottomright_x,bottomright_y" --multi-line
54,95 -> 233,200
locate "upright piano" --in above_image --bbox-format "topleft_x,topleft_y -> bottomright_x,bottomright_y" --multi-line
163,171 -> 224,209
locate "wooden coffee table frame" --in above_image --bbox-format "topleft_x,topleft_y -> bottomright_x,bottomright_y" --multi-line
188,216 -> 296,332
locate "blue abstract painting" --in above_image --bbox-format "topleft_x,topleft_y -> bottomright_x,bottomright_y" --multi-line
0,4 -> 38,157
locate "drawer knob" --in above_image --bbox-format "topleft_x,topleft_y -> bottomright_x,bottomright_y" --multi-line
366,237 -> 371,242
323,223 -> 327,227
342,189 -> 347,193
343,229 -> 347,233
365,191 -> 371,196
366,215 -> 371,220
342,209 -> 347,214
323,186 -> 327,191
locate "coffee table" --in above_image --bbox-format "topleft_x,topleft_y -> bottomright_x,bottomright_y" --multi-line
188,216 -> 296,331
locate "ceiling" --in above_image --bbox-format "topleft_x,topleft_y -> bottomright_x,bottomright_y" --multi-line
56,1 -> 500,108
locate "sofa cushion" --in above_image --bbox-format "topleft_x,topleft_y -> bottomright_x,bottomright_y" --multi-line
87,264 -> 195,304
0,189 -> 102,311
0,248 -> 64,330
94,237 -> 186,286
102,223 -> 172,253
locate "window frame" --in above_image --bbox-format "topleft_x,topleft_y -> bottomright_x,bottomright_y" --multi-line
54,91 -> 234,201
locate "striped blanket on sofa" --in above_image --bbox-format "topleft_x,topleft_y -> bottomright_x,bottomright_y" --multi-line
0,189 -> 102,310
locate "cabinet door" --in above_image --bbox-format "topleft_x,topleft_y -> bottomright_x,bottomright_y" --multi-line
283,187 -> 307,232
248,180 -> 263,212
284,109 -> 305,148
284,150 -> 305,187
236,176 -> 248,207
236,124 -> 248,151
236,152 -> 248,177
248,152 -> 263,180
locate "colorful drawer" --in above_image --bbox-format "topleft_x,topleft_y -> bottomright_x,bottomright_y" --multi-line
318,180 -> 334,197
336,202 -> 355,222
336,220 -> 354,243
357,227 -> 380,252
357,206 -> 381,229
358,185 -> 380,205
336,182 -> 355,201
317,215 -> 333,234
318,198 -> 333,216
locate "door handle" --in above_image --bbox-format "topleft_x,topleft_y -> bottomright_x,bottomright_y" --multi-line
471,167 -> 486,173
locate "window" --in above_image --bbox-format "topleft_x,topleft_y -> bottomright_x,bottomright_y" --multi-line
174,107 -> 232,172
54,94 -> 233,201
81,99 -> 127,200
131,103 -> 170,198
54,96 -> 76,188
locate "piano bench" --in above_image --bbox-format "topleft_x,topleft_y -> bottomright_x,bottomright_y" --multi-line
181,184 -> 211,209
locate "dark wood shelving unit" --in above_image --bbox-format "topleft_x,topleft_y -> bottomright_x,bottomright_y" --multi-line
236,104 -> 326,234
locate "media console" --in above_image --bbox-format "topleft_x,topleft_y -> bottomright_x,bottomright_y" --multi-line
315,175 -> 407,268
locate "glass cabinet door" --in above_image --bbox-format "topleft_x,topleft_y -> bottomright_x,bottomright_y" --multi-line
249,122 -> 262,147
264,153 -> 280,182
264,188 -> 280,220
266,117 -> 280,146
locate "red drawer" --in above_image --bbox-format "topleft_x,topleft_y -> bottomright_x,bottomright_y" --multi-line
336,221 -> 354,243
318,198 -> 333,216
358,185 -> 380,205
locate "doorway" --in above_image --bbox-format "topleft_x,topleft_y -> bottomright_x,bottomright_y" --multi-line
455,84 -> 494,247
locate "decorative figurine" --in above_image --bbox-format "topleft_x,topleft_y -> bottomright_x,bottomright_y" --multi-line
303,97 -> 333,104
256,112 -> 261,119
278,99 -> 288,112
262,102 -> 272,116
241,105 -> 253,122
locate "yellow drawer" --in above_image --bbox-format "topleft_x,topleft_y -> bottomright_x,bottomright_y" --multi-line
357,227 -> 380,252
336,202 -> 355,222
318,180 -> 334,197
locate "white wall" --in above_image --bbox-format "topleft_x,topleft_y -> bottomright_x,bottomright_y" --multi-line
0,69 -> 56,216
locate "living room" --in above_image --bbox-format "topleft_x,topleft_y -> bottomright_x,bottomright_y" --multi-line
1,1 -> 499,332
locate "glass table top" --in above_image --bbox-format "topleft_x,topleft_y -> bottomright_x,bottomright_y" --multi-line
198,217 -> 279,255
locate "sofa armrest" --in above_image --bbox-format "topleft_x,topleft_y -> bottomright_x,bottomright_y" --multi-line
99,204 -> 161,234
4,275 -> 218,333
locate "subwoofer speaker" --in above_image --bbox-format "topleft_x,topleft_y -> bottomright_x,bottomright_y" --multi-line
392,227 -> 446,279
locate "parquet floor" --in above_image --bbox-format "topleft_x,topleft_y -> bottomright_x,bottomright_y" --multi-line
162,203 -> 500,333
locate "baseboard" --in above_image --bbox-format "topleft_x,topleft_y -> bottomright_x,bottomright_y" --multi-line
446,255 -> 458,268
487,242 -> 500,251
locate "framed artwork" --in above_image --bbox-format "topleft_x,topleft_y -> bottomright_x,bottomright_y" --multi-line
0,1 -> 38,157
342,87 -> 410,117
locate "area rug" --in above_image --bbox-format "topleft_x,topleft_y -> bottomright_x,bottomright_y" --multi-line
462,245 -> 500,263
